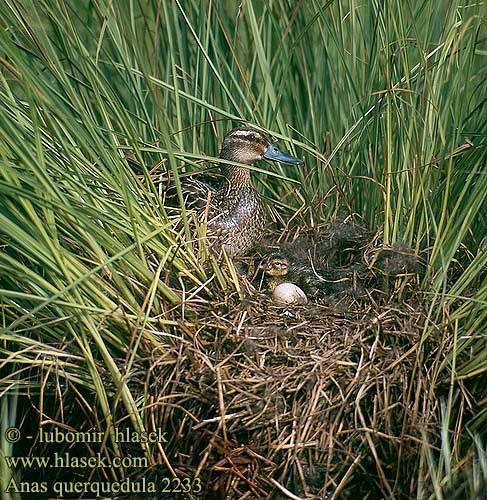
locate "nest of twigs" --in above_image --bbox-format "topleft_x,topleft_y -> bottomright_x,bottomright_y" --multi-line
136,220 -> 438,499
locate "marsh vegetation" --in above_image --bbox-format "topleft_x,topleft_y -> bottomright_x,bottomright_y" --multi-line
1,1 -> 486,498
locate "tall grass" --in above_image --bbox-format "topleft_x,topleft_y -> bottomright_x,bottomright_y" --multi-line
1,0 -> 486,498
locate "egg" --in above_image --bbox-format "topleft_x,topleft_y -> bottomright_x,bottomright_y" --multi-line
272,282 -> 308,305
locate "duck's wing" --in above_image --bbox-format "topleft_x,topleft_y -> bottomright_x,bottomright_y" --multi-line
181,175 -> 220,209
164,174 -> 220,210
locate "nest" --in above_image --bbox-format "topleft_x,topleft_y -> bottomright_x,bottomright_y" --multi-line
137,223 -> 436,499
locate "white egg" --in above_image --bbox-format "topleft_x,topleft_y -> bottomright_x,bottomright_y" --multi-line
272,282 -> 308,305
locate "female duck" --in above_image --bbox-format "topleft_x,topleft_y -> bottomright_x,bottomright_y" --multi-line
182,128 -> 302,257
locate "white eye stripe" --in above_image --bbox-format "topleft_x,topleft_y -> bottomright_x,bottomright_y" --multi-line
230,130 -> 262,140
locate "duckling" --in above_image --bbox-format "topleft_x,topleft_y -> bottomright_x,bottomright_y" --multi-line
263,253 -> 350,297
263,255 -> 291,290
177,128 -> 303,257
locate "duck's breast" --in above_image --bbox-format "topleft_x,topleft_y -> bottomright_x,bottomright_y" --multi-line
208,187 -> 266,256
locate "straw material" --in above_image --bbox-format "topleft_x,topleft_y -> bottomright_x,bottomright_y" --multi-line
137,225 -> 433,499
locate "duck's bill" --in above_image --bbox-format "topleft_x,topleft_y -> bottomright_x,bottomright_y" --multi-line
263,144 -> 303,165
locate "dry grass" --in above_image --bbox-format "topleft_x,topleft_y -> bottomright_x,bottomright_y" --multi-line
9,221 -> 444,500
123,224 -> 438,500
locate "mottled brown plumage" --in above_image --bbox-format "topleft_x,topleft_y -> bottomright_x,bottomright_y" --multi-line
182,127 -> 303,257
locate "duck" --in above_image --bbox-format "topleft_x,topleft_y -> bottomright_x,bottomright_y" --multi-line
178,127 -> 303,257
262,253 -> 351,297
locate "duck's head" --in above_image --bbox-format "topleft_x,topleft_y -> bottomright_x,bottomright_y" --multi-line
263,254 -> 290,277
220,127 -> 303,166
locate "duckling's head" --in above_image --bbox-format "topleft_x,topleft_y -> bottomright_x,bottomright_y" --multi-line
263,254 -> 290,277
220,127 -> 303,166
